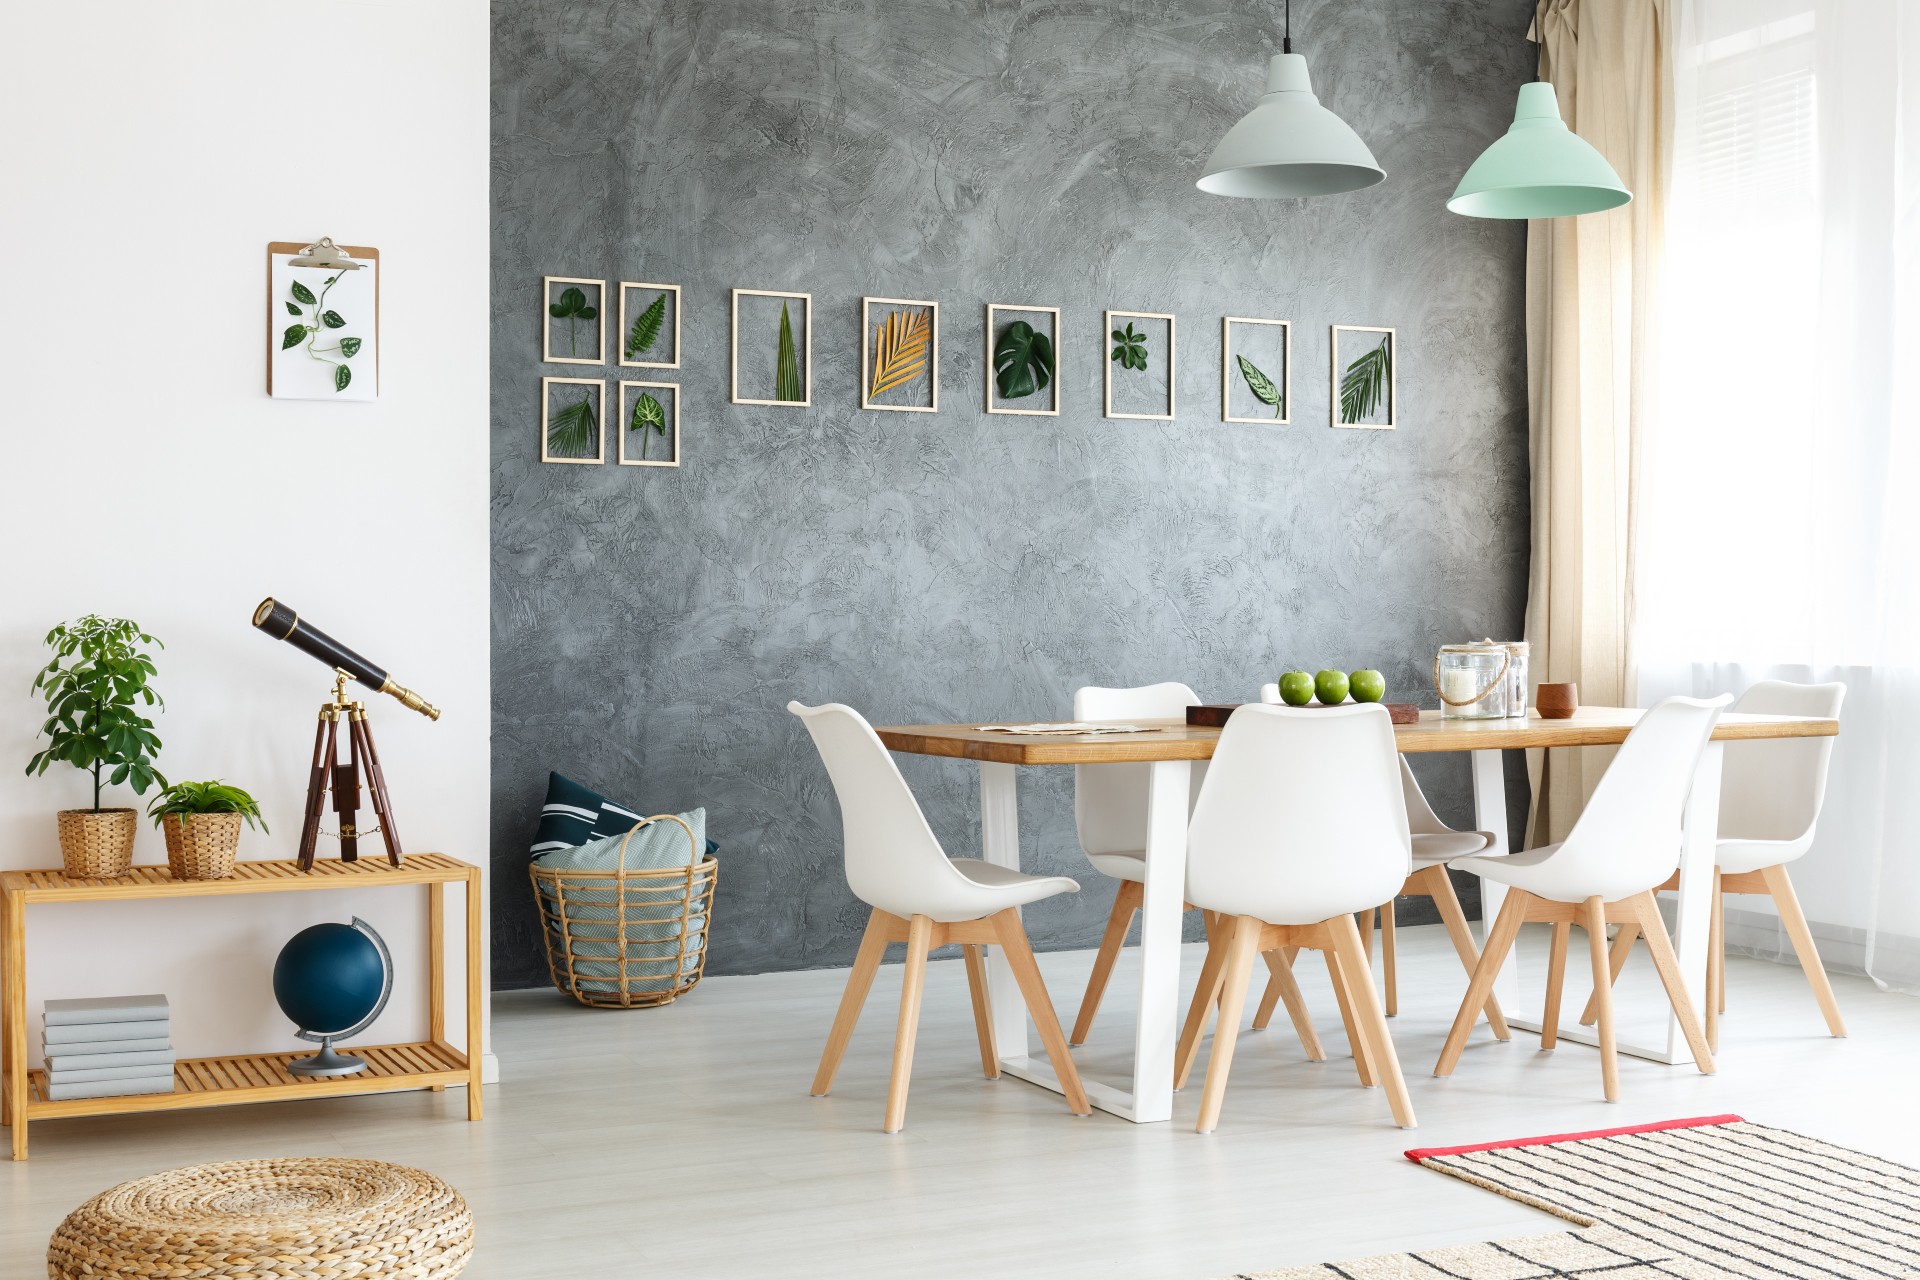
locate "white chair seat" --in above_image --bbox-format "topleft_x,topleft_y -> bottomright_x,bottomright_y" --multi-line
1450,841 -> 1597,900
950,859 -> 1081,908
1412,830 -> 1494,864
1086,851 -> 1146,882
1716,836 -> 1812,877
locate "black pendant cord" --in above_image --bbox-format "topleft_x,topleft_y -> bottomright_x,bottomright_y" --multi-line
1283,0 -> 1292,53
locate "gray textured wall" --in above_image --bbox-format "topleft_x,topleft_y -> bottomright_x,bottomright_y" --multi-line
491,0 -> 1535,989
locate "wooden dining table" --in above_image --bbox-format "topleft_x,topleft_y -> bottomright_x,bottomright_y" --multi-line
875,706 -> 1840,1125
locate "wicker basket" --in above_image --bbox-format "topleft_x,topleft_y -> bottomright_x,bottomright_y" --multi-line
48,1156 -> 472,1280
56,809 -> 137,878
161,812 -> 243,880
530,814 -> 718,1009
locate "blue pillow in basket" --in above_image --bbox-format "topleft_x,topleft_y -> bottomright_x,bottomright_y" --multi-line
530,772 -> 717,860
532,808 -> 710,995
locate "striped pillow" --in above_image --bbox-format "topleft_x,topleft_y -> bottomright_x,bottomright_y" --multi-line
529,773 -> 650,859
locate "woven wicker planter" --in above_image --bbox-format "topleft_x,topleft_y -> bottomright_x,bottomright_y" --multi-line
48,1157 -> 473,1280
160,812 -> 243,880
55,809 -> 137,878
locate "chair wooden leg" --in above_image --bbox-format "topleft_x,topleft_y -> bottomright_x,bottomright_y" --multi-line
1328,913 -> 1416,1129
1253,948 -> 1324,1060
1761,863 -> 1847,1038
1578,921 -> 1640,1026
1175,914 -> 1232,1091
1541,921 -> 1571,1050
990,910 -> 1091,1116
1435,888 -> 1528,1077
963,943 -> 999,1080
1628,891 -> 1716,1074
1070,879 -> 1140,1047
1707,869 -> 1724,1052
1381,899 -> 1399,1017
1424,866 -> 1510,1039
1195,916 -> 1262,1133
883,914 -> 934,1132
1325,945 -> 1377,1088
812,908 -> 891,1097
1583,897 -> 1619,1102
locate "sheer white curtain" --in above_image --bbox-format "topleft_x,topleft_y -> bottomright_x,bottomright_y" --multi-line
1637,0 -> 1920,987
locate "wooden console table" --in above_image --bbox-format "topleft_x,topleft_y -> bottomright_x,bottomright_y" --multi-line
1,853 -> 482,1160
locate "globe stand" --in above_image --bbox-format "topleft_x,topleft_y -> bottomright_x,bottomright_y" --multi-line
288,1038 -> 368,1077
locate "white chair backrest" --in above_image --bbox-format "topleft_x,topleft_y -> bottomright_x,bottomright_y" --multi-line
1185,703 -> 1411,925
1073,682 -> 1204,857
788,701 -> 976,918
1261,682 -> 1443,837
1551,694 -> 1733,901
1720,680 -> 1845,846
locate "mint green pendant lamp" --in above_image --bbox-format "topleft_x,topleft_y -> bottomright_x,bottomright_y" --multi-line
1448,82 -> 1631,218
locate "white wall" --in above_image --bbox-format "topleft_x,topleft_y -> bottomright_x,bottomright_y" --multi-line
0,2 -> 490,1072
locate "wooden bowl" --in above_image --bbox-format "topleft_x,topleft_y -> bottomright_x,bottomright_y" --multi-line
1535,683 -> 1579,719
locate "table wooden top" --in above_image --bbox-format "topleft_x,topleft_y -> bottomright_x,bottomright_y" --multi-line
875,707 -> 1839,765
0,852 -> 476,902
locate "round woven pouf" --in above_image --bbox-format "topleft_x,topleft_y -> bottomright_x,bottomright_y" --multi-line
47,1157 -> 473,1280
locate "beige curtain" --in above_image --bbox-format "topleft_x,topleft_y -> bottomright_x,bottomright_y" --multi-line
1524,0 -> 1674,844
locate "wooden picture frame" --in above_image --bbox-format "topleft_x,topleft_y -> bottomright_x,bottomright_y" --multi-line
617,282 -> 681,369
1104,309 -> 1176,421
543,276 -> 607,366
266,242 -> 381,399
860,296 -> 939,413
1331,324 -> 1396,430
731,288 -> 812,407
985,303 -> 1061,417
539,376 -> 606,464
617,380 -> 681,467
1221,316 -> 1292,424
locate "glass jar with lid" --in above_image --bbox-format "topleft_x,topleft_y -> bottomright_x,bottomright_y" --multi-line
1434,643 -> 1510,719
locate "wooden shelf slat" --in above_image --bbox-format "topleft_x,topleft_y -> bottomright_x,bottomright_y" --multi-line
1,852 -> 475,902
17,1040 -> 467,1119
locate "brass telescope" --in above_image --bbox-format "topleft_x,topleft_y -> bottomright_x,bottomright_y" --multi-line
252,597 -> 441,870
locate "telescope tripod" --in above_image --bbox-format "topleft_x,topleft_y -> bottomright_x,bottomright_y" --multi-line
298,671 -> 403,870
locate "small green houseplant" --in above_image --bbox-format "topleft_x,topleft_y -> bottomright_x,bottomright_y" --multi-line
148,781 -> 267,881
25,616 -> 167,878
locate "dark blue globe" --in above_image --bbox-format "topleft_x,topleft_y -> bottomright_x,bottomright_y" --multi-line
273,922 -> 389,1036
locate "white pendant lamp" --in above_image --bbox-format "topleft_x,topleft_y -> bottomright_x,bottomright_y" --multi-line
1197,0 -> 1384,199
1447,82 -> 1632,218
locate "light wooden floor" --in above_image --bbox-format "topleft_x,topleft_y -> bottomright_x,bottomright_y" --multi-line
4,922 -> 1915,1279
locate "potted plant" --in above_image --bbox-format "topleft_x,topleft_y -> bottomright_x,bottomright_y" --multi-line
24,616 -> 167,878
148,781 -> 268,881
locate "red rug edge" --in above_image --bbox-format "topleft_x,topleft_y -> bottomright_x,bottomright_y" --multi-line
1403,1114 -> 1746,1163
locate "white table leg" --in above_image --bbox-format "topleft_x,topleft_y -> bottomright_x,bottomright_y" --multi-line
1469,749 -> 1520,1013
1664,739 -> 1722,1065
978,762 -> 1030,1063
1127,758 -> 1190,1125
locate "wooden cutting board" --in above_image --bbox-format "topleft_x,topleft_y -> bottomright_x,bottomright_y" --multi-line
1186,702 -> 1419,727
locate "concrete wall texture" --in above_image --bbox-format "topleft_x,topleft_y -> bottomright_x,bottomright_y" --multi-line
491,0 -> 1535,988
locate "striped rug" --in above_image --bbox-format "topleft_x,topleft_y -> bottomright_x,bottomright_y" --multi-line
1230,1115 -> 1920,1279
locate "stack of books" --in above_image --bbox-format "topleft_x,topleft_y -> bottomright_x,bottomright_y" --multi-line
42,994 -> 175,1101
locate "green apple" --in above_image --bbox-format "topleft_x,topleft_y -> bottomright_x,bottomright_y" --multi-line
1314,669 -> 1350,706
1349,669 -> 1386,703
1277,671 -> 1316,705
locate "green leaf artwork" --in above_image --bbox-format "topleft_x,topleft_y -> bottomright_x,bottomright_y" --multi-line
625,292 -> 667,359
282,264 -> 360,393
1236,354 -> 1283,418
549,286 -> 597,357
1340,339 -> 1392,423
775,301 -> 804,401
629,391 -> 667,460
1110,322 -> 1148,372
993,319 -> 1055,401
548,395 -> 597,458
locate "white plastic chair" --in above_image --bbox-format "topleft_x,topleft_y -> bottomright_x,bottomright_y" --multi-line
1172,703 -> 1417,1132
1435,695 -> 1730,1101
1252,684 -> 1509,1039
1068,682 -> 1206,1045
1581,680 -> 1846,1048
790,701 -> 1089,1132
